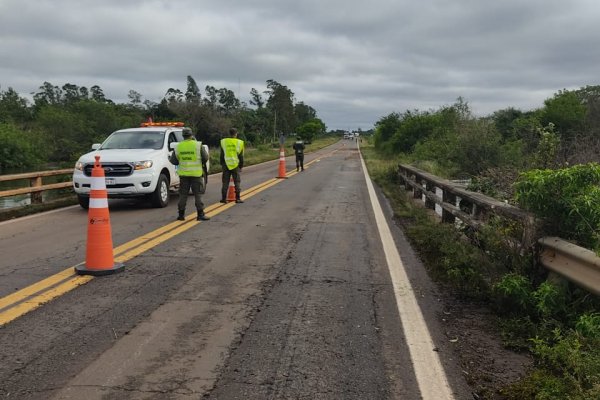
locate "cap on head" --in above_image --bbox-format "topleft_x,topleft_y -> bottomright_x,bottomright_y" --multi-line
182,128 -> 193,137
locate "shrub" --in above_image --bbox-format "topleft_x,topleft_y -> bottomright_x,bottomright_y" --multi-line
514,163 -> 600,251
0,123 -> 45,170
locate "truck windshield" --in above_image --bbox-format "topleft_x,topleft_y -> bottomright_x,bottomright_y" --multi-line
100,131 -> 165,150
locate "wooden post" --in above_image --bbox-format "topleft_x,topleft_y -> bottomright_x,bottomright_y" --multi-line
30,176 -> 43,204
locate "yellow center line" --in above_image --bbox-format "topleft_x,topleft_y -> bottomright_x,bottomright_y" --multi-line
0,276 -> 93,326
0,170 -> 300,326
0,268 -> 77,312
0,144 -> 345,326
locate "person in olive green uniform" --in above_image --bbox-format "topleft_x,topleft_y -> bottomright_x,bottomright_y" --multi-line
292,139 -> 305,171
220,128 -> 245,203
170,128 -> 210,221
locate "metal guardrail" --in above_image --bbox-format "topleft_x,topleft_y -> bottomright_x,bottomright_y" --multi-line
398,164 -> 600,296
0,169 -> 73,204
539,237 -> 600,296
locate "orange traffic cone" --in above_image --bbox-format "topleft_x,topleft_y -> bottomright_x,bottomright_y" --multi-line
277,146 -> 288,179
75,155 -> 124,276
226,176 -> 236,202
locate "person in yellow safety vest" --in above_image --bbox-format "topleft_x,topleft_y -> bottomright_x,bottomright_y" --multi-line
170,128 -> 210,221
219,127 -> 245,203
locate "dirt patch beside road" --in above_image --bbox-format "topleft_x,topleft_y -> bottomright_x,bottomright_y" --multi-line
438,292 -> 532,399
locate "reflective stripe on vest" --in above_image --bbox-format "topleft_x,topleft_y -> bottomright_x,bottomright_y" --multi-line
220,138 -> 244,170
176,140 -> 203,177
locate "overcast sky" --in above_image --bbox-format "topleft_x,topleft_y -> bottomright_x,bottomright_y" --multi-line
1,0 -> 599,131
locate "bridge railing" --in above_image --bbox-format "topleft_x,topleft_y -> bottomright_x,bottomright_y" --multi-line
0,169 -> 74,205
398,164 -> 600,296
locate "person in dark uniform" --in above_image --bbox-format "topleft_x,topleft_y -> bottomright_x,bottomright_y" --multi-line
292,139 -> 305,171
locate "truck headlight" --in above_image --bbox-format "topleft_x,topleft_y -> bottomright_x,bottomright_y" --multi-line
133,160 -> 153,170
75,161 -> 84,171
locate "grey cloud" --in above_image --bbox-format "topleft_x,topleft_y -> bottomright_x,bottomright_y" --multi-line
1,0 -> 599,129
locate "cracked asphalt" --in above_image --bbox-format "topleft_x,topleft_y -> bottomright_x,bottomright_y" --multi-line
0,141 -> 472,399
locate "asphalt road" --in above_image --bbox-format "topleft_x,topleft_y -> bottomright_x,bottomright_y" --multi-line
0,140 -> 473,399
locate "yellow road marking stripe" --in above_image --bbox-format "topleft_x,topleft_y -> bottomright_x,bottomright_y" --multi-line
0,275 -> 93,326
0,268 -> 76,311
0,152 -> 334,325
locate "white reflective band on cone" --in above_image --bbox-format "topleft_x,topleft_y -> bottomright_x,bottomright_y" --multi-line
91,177 -> 106,190
89,198 -> 109,209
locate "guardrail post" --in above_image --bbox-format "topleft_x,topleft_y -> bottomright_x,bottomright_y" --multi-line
442,191 -> 456,223
30,176 -> 42,204
424,181 -> 435,209
413,175 -> 422,200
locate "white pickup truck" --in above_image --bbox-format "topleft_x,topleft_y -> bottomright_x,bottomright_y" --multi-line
73,122 -> 209,209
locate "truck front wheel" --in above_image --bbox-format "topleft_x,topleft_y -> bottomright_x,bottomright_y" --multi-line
150,174 -> 170,208
77,195 -> 89,209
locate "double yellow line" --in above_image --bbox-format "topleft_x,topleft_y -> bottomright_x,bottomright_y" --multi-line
0,169 -> 302,326
0,145 -> 345,327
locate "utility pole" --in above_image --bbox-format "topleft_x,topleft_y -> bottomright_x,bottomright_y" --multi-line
273,110 -> 277,144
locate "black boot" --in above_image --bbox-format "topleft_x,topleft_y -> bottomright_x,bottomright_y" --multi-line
197,211 -> 210,221
235,197 -> 244,203
177,210 -> 185,221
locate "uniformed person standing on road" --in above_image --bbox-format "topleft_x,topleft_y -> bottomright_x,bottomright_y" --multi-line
220,128 -> 245,203
292,139 -> 305,171
170,128 -> 210,221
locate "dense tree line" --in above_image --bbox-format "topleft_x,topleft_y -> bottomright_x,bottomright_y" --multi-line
0,77 -> 327,171
374,85 -> 600,246
374,86 -> 600,184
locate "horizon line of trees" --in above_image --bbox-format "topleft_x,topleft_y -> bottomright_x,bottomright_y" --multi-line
374,85 -> 600,179
0,77 -> 328,171
373,83 -> 600,252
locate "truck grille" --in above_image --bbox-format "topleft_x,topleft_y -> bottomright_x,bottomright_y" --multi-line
83,162 -> 134,177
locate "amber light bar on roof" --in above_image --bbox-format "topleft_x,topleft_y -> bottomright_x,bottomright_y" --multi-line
140,122 -> 185,127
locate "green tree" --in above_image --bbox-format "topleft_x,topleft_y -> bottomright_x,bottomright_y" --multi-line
0,87 -> 31,123
62,83 -> 82,105
294,102 -> 316,126
185,75 -> 201,104
90,85 -> 111,103
296,118 -> 326,143
0,123 -> 45,170
127,90 -> 143,108
373,112 -> 401,151
492,107 -> 523,140
515,163 -> 600,250
34,106 -> 90,161
33,81 -> 63,108
203,85 -> 218,109
249,88 -> 264,108
265,79 -> 296,135
217,88 -> 240,115
541,90 -> 586,141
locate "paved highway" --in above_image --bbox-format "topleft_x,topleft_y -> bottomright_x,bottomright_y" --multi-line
0,140 -> 472,399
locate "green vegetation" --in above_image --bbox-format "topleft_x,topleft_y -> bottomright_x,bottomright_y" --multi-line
364,86 -> 600,399
515,164 -> 600,252
0,77 -> 329,173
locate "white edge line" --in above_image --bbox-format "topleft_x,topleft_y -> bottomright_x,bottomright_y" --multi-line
359,148 -> 455,400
